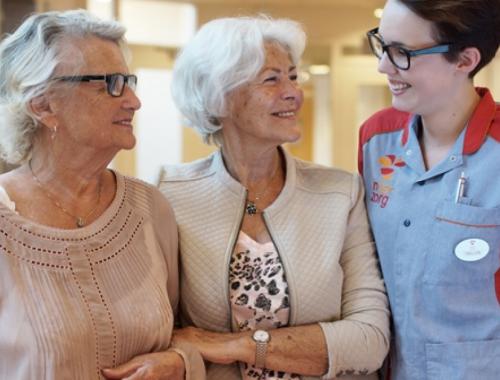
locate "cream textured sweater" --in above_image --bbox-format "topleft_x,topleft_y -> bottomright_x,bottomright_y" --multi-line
158,149 -> 390,380
0,172 -> 205,380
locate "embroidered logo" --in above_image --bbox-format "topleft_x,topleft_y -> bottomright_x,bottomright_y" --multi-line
370,154 -> 406,208
378,154 -> 406,180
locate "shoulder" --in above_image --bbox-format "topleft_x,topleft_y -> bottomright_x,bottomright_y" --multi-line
294,158 -> 360,200
122,173 -> 158,197
120,173 -> 175,221
359,107 -> 411,146
120,174 -> 178,257
158,154 -> 216,184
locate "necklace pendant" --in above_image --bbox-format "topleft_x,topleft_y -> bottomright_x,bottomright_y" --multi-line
245,201 -> 257,215
76,217 -> 85,228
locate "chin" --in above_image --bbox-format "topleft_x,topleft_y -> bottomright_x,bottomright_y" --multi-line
275,133 -> 301,146
391,96 -> 417,114
280,123 -> 301,142
119,136 -> 137,150
290,127 -> 302,142
287,132 -> 301,144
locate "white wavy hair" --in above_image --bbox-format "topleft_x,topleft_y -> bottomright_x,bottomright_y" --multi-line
0,9 -> 126,164
171,15 -> 306,146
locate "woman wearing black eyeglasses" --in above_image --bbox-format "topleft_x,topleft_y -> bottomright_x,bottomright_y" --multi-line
0,9 -> 204,380
359,0 -> 500,379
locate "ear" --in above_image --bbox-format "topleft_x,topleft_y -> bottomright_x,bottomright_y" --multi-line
29,94 -> 58,130
455,47 -> 481,76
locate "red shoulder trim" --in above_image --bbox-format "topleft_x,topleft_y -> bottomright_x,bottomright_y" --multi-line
463,88 -> 499,154
489,104 -> 500,143
358,107 -> 411,175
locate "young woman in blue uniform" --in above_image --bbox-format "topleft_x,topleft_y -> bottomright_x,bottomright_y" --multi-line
359,0 -> 500,379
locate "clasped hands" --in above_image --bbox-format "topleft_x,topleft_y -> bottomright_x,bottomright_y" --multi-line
102,326 -> 244,379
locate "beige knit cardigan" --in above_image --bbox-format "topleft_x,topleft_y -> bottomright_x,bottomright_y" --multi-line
158,148 -> 390,380
0,172 -> 205,380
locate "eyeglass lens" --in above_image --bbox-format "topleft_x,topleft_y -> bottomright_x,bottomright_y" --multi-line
108,74 -> 137,97
369,34 -> 409,70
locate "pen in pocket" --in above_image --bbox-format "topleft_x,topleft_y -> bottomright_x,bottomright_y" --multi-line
455,171 -> 467,203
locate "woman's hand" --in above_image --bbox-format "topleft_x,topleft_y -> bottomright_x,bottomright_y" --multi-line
173,326 -> 250,365
102,350 -> 185,380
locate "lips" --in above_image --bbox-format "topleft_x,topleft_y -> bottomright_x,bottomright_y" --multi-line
271,111 -> 296,118
113,117 -> 133,126
388,79 -> 411,95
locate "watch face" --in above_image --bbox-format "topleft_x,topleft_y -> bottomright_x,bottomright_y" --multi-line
253,330 -> 270,342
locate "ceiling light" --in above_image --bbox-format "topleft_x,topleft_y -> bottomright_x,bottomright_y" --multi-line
309,65 -> 330,75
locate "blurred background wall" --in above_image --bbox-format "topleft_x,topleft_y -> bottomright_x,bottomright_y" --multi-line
1,0 -> 499,182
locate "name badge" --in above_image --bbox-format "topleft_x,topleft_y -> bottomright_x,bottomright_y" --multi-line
454,238 -> 490,262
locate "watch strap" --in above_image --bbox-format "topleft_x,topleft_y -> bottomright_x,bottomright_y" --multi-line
254,339 -> 267,368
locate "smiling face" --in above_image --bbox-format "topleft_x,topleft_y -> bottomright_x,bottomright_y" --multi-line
221,42 -> 304,148
47,35 -> 141,154
377,0 -> 463,117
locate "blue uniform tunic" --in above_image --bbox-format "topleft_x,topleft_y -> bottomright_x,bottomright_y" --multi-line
359,88 -> 500,380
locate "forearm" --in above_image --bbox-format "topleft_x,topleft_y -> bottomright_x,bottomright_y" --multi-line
190,324 -> 328,376
260,324 -> 328,376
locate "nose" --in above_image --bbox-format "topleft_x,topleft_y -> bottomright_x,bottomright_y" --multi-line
378,51 -> 398,75
281,79 -> 303,105
122,85 -> 141,111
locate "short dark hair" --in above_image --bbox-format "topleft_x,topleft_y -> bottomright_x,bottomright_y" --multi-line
398,0 -> 500,77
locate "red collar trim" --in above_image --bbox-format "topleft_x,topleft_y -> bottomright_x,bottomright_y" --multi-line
463,87 -> 497,155
400,122 -> 410,147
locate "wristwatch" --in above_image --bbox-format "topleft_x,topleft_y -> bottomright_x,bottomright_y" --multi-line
252,329 -> 270,368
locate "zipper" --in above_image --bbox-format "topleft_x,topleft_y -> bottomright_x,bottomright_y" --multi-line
228,190 -> 295,326
225,187 -> 248,332
261,211 -> 295,326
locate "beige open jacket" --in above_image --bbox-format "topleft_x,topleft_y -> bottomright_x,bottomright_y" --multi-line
158,148 -> 390,380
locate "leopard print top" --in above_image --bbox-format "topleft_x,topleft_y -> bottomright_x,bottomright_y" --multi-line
229,231 -> 300,380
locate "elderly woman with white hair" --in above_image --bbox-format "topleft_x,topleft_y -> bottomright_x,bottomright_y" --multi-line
133,16 -> 389,380
0,9 -> 204,380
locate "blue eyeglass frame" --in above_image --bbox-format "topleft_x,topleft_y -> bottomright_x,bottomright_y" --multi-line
366,27 -> 453,70
52,73 -> 137,97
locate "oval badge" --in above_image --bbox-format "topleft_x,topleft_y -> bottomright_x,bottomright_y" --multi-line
454,238 -> 490,262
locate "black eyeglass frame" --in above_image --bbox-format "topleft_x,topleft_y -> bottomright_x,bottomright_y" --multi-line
52,73 -> 138,97
366,28 -> 453,70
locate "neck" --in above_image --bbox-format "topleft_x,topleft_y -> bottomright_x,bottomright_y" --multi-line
420,84 -> 480,149
29,136 -> 113,200
221,143 -> 283,191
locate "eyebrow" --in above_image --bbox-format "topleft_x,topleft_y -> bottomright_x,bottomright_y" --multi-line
378,32 -> 426,50
376,29 -> 406,46
378,33 -> 404,47
261,66 -> 297,74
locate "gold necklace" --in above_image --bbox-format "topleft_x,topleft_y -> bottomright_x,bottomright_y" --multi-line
29,160 -> 102,228
245,189 -> 269,215
245,163 -> 281,216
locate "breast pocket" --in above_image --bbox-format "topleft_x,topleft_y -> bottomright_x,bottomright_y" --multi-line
426,339 -> 500,380
422,200 -> 500,287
